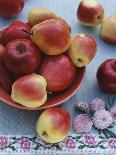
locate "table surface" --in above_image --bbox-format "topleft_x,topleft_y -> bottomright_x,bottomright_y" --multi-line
0,0 -> 116,136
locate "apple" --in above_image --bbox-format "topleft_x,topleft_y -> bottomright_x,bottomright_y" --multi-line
11,74 -> 47,108
0,44 -> 14,93
3,39 -> 41,76
38,54 -> 76,92
97,58 -> 116,93
100,14 -> 116,44
0,0 -> 24,17
36,107 -> 71,143
77,0 -> 104,26
68,34 -> 97,67
28,8 -> 71,32
31,19 -> 71,55
0,21 -> 31,46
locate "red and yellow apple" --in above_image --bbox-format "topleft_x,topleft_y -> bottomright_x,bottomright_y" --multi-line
0,21 -> 31,46
36,107 -> 71,143
0,0 -> 24,17
38,54 -> 76,92
68,34 -> 97,67
11,74 -> 47,108
100,14 -> 116,44
28,8 -> 71,32
31,19 -> 71,55
97,58 -> 116,93
3,39 -> 41,76
77,0 -> 104,26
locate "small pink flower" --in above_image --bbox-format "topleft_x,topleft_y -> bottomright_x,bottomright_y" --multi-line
0,136 -> 8,148
73,114 -> 93,133
65,138 -> 76,149
90,98 -> 105,112
20,139 -> 31,151
110,107 -> 116,123
108,139 -> 116,149
84,135 -> 96,145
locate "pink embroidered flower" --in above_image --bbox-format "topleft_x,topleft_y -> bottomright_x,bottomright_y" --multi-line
110,107 -> 116,123
20,139 -> 31,151
89,98 -> 105,112
0,136 -> 8,148
93,109 -> 113,129
108,139 -> 116,149
65,138 -> 76,149
73,114 -> 93,133
84,135 -> 96,145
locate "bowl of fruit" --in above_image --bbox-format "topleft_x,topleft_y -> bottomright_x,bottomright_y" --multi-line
0,8 -> 97,110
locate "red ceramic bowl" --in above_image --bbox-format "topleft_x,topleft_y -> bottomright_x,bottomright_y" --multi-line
0,67 -> 85,110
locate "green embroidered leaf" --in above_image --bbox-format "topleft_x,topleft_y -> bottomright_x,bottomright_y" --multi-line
105,129 -> 116,138
99,136 -> 105,139
105,97 -> 116,110
11,137 -> 17,141
78,145 -> 85,149
102,130 -> 109,139
33,144 -> 40,150
9,145 -> 17,151
107,126 -> 113,129
99,145 -> 106,149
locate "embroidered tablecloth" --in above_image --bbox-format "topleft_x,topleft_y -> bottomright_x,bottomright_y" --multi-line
0,0 -> 116,154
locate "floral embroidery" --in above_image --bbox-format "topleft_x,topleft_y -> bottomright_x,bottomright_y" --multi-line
108,139 -> 116,149
20,139 -> 31,151
0,136 -> 8,149
84,135 -> 96,146
65,138 -> 76,149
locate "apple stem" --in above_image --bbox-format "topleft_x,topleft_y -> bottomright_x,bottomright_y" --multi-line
42,131 -> 48,137
22,29 -> 33,36
112,61 -> 116,72
16,44 -> 26,54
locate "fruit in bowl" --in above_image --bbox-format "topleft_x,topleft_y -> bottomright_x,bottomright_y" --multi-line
77,0 -> 104,26
11,74 -> 47,108
68,34 -> 97,67
0,21 -> 31,46
36,107 -> 71,143
3,39 -> 41,77
97,58 -> 116,93
100,14 -> 116,44
28,8 -> 71,32
31,19 -> 71,55
0,43 -> 14,93
38,54 -> 76,92
0,0 -> 24,17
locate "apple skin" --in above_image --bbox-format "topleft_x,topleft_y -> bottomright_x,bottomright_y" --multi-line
100,14 -> 116,44
97,59 -> 116,93
38,54 -> 76,92
3,39 -> 41,77
31,19 -> 71,55
0,21 -> 31,46
0,0 -> 24,17
68,34 -> 97,67
77,0 -> 104,26
0,45 -> 14,93
36,107 -> 71,143
11,74 -> 47,108
28,8 -> 71,32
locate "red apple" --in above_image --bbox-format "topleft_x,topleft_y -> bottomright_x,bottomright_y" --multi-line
0,45 -> 14,93
97,59 -> 116,93
0,0 -> 24,17
36,107 -> 71,143
68,34 -> 97,67
0,21 -> 31,46
77,0 -> 104,26
38,54 -> 76,92
3,39 -> 41,76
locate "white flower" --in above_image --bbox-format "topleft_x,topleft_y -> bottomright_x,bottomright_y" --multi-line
90,98 -> 105,112
110,107 -> 116,123
73,114 -> 93,133
93,109 -> 113,129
